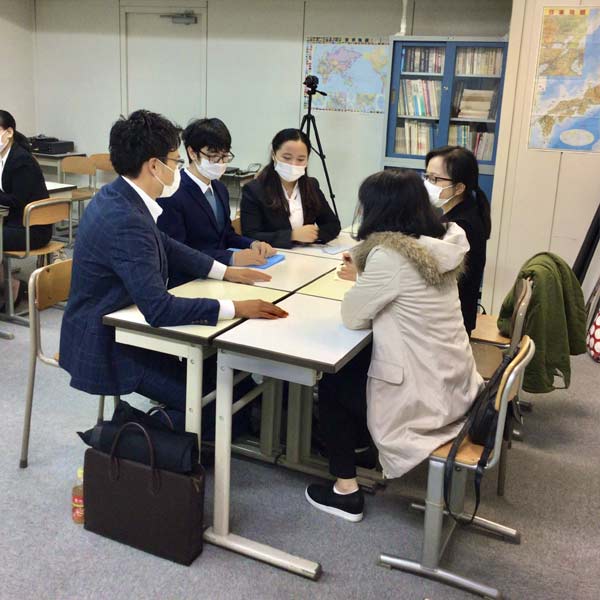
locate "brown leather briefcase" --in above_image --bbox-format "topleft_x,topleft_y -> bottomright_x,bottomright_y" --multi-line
83,422 -> 205,565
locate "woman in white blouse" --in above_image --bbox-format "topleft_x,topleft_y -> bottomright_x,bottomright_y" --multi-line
240,128 -> 340,248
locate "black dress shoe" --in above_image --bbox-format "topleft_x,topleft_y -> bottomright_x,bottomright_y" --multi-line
305,484 -> 364,522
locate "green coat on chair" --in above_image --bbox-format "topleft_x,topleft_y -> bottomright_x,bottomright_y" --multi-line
498,252 -> 587,393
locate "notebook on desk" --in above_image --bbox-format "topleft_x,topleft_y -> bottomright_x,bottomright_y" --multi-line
228,249 -> 285,269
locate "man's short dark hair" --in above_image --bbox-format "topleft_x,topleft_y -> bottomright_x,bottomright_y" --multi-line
182,118 -> 231,162
109,110 -> 181,177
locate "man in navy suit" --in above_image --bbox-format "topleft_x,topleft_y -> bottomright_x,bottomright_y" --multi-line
60,110 -> 287,427
157,118 -> 275,286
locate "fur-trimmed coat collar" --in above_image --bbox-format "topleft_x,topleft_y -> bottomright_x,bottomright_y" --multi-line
352,229 -> 465,288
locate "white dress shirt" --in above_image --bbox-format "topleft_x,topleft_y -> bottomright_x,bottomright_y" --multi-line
122,176 -> 235,320
0,144 -> 12,192
283,182 -> 303,230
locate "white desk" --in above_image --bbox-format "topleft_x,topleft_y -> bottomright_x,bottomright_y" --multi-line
34,152 -> 85,181
298,270 -> 354,301
103,279 -> 288,438
46,180 -> 76,198
280,231 -> 358,260
244,251 -> 336,292
205,293 -> 372,579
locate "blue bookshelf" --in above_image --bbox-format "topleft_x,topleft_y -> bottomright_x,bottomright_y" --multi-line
381,36 -> 508,201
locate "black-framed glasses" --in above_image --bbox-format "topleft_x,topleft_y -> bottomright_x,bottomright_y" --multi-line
422,172 -> 453,186
199,150 -> 235,164
161,157 -> 186,169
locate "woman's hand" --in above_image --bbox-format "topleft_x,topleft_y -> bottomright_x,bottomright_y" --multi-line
338,252 -> 357,281
291,224 -> 319,243
232,248 -> 267,267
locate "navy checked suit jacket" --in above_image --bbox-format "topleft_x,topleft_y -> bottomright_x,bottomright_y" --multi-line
157,171 -> 254,285
59,176 -> 221,396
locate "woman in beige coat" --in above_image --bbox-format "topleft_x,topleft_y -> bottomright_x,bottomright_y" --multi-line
306,169 -> 483,522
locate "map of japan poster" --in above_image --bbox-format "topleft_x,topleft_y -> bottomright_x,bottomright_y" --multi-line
529,7 -> 600,152
303,37 -> 389,114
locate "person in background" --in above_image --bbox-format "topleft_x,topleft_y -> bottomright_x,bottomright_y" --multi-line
424,146 -> 491,335
240,128 -> 341,248
60,110 -> 287,431
157,118 -> 275,287
0,109 -> 49,308
308,169 -> 482,522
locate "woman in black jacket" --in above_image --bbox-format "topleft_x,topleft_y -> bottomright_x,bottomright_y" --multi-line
240,128 -> 340,248
0,110 -> 49,306
424,146 -> 491,335
0,110 -> 50,250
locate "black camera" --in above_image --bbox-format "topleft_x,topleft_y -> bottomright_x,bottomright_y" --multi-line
304,75 -> 319,90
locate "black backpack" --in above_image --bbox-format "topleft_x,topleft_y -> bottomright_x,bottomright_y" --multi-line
443,346 -> 519,522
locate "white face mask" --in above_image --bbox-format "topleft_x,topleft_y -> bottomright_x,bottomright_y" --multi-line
155,160 -> 181,198
424,178 -> 456,209
196,157 -> 227,181
274,159 -> 306,183
0,130 -> 11,153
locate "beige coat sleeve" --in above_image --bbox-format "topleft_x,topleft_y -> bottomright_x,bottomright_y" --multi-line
341,247 -> 403,330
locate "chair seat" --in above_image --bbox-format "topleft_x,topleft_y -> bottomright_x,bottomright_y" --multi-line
71,188 -> 95,201
471,314 -> 510,346
432,436 -> 489,466
4,241 -> 65,259
471,342 -> 504,380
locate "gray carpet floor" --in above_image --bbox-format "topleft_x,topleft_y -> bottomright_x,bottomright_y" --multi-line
0,307 -> 599,600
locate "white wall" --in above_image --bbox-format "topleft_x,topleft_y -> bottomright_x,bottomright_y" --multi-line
485,0 -> 600,312
30,0 -> 512,223
0,0 -> 36,134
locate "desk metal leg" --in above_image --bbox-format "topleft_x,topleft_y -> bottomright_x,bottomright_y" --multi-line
259,378 -> 277,457
204,352 -> 322,580
299,385 -> 313,462
185,346 -> 204,446
285,383 -> 302,464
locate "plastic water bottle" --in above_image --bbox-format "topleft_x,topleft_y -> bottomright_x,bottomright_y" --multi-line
71,467 -> 84,524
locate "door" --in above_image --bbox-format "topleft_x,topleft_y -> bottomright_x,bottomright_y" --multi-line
121,6 -> 207,128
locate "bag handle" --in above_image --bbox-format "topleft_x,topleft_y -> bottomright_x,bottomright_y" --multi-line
109,422 -> 161,495
146,406 -> 175,431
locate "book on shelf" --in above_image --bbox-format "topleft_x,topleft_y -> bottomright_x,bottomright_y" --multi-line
454,87 -> 498,119
455,47 -> 503,76
397,79 -> 441,117
402,46 -> 445,74
395,120 -> 433,155
448,125 -> 495,160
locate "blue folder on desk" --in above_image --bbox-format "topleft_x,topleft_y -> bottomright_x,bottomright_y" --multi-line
228,249 -> 285,269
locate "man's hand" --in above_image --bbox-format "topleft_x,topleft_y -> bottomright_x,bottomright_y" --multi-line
291,224 -> 319,243
232,248 -> 267,267
338,251 -> 357,281
224,267 -> 271,284
251,240 -> 276,258
233,300 -> 289,319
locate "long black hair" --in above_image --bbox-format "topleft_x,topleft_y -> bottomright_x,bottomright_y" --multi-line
0,110 -> 31,152
355,169 -> 447,241
256,128 -> 320,221
425,145 -> 491,239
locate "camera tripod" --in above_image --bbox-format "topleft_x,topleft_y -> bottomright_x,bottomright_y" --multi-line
300,76 -> 339,219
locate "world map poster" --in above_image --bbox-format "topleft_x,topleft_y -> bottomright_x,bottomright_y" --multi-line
529,7 -> 600,152
303,37 -> 389,114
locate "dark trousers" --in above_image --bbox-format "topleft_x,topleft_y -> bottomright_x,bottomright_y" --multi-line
133,350 -> 251,438
318,344 -> 372,479
2,224 -> 52,251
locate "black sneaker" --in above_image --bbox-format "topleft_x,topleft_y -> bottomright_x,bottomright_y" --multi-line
305,484 -> 364,522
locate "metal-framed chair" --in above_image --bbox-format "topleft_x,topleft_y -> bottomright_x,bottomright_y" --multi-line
19,259 -> 118,468
1,197 -> 70,327
59,156 -> 97,246
379,336 -> 535,599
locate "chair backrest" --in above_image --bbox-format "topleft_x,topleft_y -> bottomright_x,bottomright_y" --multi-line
35,259 -> 72,311
23,197 -> 70,227
61,156 -> 96,176
508,278 -> 533,351
232,217 -> 242,235
487,335 -> 535,470
89,153 -> 114,172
